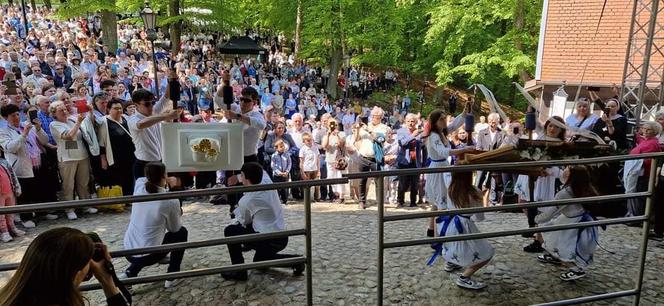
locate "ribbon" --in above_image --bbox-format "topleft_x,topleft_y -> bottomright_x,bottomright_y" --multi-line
427,215 -> 466,266
574,212 -> 604,265
470,84 -> 509,124
513,82 -> 605,144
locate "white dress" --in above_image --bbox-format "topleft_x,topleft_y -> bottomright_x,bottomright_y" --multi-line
537,187 -> 598,268
428,197 -> 495,267
424,114 -> 465,209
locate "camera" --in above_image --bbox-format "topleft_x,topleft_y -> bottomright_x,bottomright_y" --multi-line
329,121 -> 337,131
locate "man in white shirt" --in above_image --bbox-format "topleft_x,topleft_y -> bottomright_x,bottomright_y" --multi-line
352,107 -> 391,209
223,87 -> 268,217
128,88 -> 178,179
221,162 -> 304,281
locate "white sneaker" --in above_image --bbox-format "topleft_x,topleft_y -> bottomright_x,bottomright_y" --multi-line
21,220 -> 36,228
66,210 -> 78,220
10,228 -> 25,236
455,275 -> 486,290
86,207 -> 98,214
44,214 -> 59,220
164,279 -> 180,288
1,232 -> 13,242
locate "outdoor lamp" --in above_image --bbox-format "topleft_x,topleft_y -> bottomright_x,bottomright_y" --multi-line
140,4 -> 156,33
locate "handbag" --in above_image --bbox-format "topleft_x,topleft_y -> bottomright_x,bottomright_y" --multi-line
335,147 -> 348,171
96,185 -> 125,212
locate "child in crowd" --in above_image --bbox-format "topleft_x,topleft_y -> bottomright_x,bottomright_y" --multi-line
428,171 -> 494,290
0,156 -> 25,242
271,139 -> 291,204
535,165 -> 600,281
299,132 -> 320,186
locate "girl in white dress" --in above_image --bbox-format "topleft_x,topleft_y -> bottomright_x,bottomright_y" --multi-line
535,165 -> 600,281
423,109 -> 473,212
427,171 -> 494,290
513,116 -> 566,253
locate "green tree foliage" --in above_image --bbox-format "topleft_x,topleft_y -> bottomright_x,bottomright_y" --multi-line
52,0 -> 543,105
425,0 -> 542,104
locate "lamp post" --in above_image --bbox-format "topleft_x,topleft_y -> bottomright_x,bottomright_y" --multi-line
140,3 -> 160,98
20,0 -> 29,39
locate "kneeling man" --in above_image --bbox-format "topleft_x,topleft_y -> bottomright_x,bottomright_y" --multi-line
222,162 -> 304,281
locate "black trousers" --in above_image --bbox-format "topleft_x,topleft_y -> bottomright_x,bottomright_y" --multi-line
397,162 -> 419,205
107,159 -> 136,196
272,175 -> 289,203
359,156 -> 378,204
654,175 -> 664,235
125,226 -> 188,277
133,159 -> 151,181
195,171 -> 217,189
226,155 -> 258,215
224,223 -> 299,265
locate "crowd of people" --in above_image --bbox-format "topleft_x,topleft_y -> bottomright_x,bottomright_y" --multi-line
1,3 -> 664,297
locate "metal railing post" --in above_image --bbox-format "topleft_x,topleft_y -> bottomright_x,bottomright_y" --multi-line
303,186 -> 313,306
376,176 -> 384,306
634,158 -> 658,306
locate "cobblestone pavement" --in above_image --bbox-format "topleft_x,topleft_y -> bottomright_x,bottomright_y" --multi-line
1,196 -> 664,305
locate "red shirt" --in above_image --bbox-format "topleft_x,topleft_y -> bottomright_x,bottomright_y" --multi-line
631,134 -> 661,177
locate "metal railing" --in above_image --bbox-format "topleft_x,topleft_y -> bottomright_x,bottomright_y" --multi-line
2,152 -> 663,305
0,178 -> 347,306
345,152 -> 664,306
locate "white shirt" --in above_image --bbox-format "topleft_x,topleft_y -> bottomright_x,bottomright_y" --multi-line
128,96 -> 169,162
299,144 -> 320,172
50,120 -> 89,162
124,178 -> 182,255
234,172 -> 285,233
241,109 -> 267,156
290,128 -> 304,148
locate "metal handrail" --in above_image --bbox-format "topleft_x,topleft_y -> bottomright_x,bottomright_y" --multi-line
346,152 -> 664,179
384,215 -> 647,249
0,229 -> 305,272
79,257 -> 306,291
0,178 -> 348,214
383,192 -> 650,222
373,153 -> 661,306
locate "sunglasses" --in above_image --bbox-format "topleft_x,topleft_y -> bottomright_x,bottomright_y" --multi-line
142,100 -> 154,107
240,97 -> 252,103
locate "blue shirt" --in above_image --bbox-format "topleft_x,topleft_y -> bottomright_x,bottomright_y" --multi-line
38,110 -> 56,145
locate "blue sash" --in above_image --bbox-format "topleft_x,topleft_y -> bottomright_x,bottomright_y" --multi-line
426,215 -> 467,266
575,212 -> 603,265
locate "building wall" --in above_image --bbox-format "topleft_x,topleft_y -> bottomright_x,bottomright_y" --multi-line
538,0 -> 636,86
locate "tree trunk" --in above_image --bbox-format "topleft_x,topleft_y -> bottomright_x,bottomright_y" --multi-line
30,0 -> 36,10
169,0 -> 182,56
8,0 -> 13,7
100,9 -> 118,52
294,0 -> 302,60
326,45 -> 342,99
513,0 -> 530,83
43,0 -> 52,9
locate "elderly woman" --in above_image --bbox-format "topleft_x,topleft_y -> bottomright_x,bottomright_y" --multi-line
655,110 -> 664,147
565,98 -> 599,130
0,104 -> 51,228
626,121 -> 662,218
49,101 -> 97,220
591,98 -> 628,151
97,99 -> 136,197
